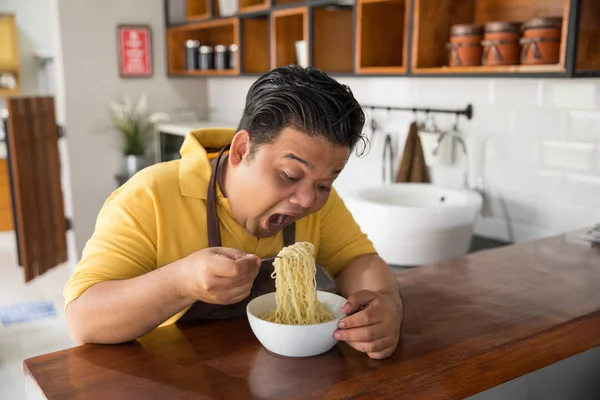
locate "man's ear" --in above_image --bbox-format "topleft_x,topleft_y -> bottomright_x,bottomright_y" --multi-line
229,130 -> 251,167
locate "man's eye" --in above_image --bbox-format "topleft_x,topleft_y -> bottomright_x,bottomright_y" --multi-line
281,172 -> 300,182
318,184 -> 331,192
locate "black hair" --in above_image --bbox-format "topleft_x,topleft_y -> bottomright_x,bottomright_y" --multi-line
237,65 -> 368,157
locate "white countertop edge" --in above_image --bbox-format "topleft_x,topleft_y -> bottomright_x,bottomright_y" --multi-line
156,121 -> 237,137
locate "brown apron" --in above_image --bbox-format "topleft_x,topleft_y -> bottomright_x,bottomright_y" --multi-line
179,145 -> 295,322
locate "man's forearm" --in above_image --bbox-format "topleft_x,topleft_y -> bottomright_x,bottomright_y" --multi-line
335,254 -> 403,314
65,260 -> 194,345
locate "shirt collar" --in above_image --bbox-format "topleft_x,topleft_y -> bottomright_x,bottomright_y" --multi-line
179,128 -> 236,200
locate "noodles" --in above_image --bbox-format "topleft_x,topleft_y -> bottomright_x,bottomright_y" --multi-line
261,242 -> 335,325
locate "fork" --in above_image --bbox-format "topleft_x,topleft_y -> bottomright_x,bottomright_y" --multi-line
261,256 -> 282,263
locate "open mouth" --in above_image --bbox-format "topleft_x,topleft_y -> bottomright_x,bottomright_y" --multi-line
266,213 -> 294,233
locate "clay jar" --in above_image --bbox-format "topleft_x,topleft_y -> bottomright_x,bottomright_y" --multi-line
481,21 -> 521,66
520,17 -> 562,65
447,24 -> 484,67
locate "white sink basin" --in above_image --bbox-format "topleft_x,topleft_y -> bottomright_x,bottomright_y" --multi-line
343,183 -> 483,266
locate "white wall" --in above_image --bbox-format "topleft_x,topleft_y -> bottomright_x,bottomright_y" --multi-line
206,76 -> 600,244
55,0 -> 208,258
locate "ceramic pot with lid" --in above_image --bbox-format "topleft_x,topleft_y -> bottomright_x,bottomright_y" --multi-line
447,24 -> 484,67
520,17 -> 562,65
481,21 -> 521,66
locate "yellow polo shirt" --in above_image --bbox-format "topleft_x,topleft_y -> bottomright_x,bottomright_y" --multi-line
63,129 -> 376,326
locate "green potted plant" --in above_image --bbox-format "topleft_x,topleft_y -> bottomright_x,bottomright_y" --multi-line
108,93 -> 170,177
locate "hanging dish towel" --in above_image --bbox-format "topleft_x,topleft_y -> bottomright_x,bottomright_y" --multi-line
396,121 -> 430,183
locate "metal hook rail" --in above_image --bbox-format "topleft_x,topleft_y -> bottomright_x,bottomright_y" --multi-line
362,103 -> 474,120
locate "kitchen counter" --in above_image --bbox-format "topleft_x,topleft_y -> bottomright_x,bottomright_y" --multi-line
23,231 -> 600,399
155,120 -> 237,162
156,120 -> 236,137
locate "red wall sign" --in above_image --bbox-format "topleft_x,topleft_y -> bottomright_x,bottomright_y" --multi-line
117,25 -> 153,78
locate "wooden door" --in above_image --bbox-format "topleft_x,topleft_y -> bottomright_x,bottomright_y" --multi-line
5,97 -> 68,282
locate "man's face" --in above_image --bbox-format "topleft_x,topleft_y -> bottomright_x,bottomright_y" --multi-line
228,128 -> 350,238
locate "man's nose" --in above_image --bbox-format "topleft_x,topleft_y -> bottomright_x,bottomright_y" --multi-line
289,183 -> 315,209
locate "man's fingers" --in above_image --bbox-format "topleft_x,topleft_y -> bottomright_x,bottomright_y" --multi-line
341,290 -> 378,315
333,323 -> 387,342
346,336 -> 395,355
211,247 -> 248,260
367,345 -> 398,360
214,283 -> 253,305
338,300 -> 385,329
210,273 -> 256,289
212,253 -> 260,278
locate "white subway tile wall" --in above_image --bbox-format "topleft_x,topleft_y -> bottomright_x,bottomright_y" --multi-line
207,77 -> 600,243
569,111 -> 600,140
490,79 -> 543,108
548,82 -> 597,110
542,140 -> 596,171
512,108 -> 568,138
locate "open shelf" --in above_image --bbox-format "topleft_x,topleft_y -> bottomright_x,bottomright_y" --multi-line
412,0 -> 569,75
576,0 -> 600,73
239,0 -> 270,13
169,69 -> 239,76
163,0 -> 600,78
241,16 -> 270,73
271,7 -> 308,69
167,18 -> 240,76
187,0 -> 210,21
273,0 -> 305,6
356,0 -> 408,74
312,5 -> 353,74
414,64 -> 564,75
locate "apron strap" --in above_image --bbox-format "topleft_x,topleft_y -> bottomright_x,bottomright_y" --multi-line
283,222 -> 295,247
206,145 -> 230,248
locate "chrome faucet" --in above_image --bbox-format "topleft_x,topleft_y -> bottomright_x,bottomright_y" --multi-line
453,136 -> 469,191
382,134 -> 394,184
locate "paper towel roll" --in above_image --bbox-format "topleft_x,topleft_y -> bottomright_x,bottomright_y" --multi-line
418,131 -> 454,166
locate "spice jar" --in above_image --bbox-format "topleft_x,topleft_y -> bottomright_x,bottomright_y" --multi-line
199,45 -> 214,70
228,44 -> 238,70
481,21 -> 521,66
214,45 -> 227,70
185,40 -> 200,70
446,24 -> 484,67
520,17 -> 562,65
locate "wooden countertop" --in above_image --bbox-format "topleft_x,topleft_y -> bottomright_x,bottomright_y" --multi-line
24,231 -> 600,399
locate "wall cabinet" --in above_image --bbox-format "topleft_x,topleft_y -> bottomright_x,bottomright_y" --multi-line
164,0 -> 600,78
0,14 -> 21,96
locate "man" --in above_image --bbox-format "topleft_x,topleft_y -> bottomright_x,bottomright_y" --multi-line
64,66 -> 404,360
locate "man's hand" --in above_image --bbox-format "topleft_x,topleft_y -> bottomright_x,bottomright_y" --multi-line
180,247 -> 261,305
333,290 -> 403,359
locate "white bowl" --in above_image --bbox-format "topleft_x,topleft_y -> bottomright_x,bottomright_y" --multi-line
246,291 -> 347,358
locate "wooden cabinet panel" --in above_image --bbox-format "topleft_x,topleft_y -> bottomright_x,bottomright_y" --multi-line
0,13 -> 21,96
0,159 -> 13,231
6,97 -> 67,282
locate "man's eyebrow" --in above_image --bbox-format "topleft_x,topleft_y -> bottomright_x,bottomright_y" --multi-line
284,153 -> 313,169
284,153 -> 343,175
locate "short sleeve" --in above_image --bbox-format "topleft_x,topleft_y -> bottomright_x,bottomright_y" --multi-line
63,185 -> 158,310
316,187 -> 377,277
